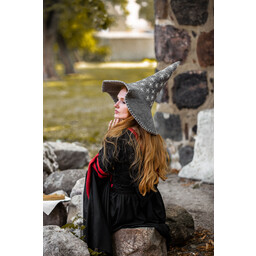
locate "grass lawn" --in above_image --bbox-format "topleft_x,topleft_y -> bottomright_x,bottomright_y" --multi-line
43,61 -> 157,157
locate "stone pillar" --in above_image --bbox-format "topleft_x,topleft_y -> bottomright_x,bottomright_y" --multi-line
178,109 -> 214,183
154,0 -> 214,154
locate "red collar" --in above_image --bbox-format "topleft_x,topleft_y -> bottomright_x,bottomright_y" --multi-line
128,127 -> 138,140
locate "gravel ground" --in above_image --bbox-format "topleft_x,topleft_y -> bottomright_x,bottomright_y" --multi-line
159,172 -> 214,233
158,172 -> 214,255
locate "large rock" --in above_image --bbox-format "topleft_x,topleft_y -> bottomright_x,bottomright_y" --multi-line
67,195 -> 83,238
172,71 -> 208,109
43,203 -> 67,227
112,227 -> 167,256
154,112 -> 182,141
155,25 -> 191,63
197,30 -> 214,67
179,109 -> 214,183
43,190 -> 69,227
179,146 -> 194,167
43,225 -> 90,256
67,195 -> 83,224
70,177 -> 85,198
171,0 -> 209,26
44,169 -> 86,196
46,141 -> 90,170
43,143 -> 59,174
166,204 -> 194,246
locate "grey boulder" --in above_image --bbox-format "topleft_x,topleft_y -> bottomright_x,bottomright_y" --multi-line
43,169 -> 86,196
43,203 -> 67,227
166,204 -> 194,246
43,190 -> 69,227
179,109 -> 214,183
43,225 -> 89,256
112,227 -> 167,256
66,195 -> 84,238
46,141 -> 90,170
43,142 -> 59,174
70,177 -> 85,198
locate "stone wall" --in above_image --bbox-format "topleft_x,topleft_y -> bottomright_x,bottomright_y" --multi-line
154,0 -> 214,150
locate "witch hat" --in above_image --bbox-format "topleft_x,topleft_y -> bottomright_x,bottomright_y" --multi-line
102,61 -> 180,135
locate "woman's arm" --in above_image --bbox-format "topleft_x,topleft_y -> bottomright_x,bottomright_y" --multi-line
98,139 -> 116,174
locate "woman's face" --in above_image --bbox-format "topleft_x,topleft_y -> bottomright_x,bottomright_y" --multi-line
114,88 -> 130,120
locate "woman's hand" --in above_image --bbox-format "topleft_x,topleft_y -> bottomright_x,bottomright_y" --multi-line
108,118 -> 120,131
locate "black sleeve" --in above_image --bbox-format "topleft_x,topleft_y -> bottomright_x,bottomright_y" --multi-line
98,138 -> 116,174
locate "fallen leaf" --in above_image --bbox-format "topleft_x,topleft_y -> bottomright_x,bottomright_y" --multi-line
170,169 -> 180,174
209,239 -> 214,245
201,234 -> 207,240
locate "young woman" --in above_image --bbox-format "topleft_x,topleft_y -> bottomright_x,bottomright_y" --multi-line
83,62 -> 180,256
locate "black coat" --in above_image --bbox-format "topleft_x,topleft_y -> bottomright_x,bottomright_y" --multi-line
83,128 -> 170,255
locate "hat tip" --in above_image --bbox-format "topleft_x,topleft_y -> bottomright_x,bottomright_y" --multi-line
174,60 -> 181,66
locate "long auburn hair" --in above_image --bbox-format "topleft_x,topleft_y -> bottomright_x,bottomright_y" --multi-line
102,115 -> 170,196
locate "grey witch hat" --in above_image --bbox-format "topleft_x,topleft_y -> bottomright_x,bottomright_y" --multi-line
102,61 -> 180,135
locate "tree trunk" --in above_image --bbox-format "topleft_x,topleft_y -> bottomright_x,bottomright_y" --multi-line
43,9 -> 58,80
72,49 -> 82,63
57,33 -> 75,75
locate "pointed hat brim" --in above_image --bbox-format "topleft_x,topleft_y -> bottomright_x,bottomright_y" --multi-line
102,80 -> 128,103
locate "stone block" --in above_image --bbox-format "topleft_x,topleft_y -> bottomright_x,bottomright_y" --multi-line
155,25 -> 190,63
43,143 -> 59,174
43,203 -> 67,227
179,146 -> 194,167
172,71 -> 208,109
43,225 -> 90,256
43,169 -> 86,196
171,0 -> 209,26
112,227 -> 167,256
166,204 -> 194,246
179,109 -> 214,183
192,125 -> 197,134
154,112 -> 182,141
154,0 -> 169,19
197,30 -> 214,67
46,141 -> 90,170
67,195 -> 83,238
70,177 -> 85,198
67,195 -> 83,224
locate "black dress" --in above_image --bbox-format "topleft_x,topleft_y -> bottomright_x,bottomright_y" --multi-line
83,128 -> 170,255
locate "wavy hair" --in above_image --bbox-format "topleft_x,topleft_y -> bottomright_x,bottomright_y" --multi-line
102,115 -> 170,196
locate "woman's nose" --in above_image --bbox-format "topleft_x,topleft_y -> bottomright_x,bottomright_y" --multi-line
114,101 -> 119,108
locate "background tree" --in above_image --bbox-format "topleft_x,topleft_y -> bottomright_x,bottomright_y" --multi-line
43,0 -> 128,80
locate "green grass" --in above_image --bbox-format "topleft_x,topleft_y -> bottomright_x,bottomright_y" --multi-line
44,61 -> 157,157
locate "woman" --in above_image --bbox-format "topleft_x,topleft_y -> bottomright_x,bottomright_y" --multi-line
83,62 -> 180,255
